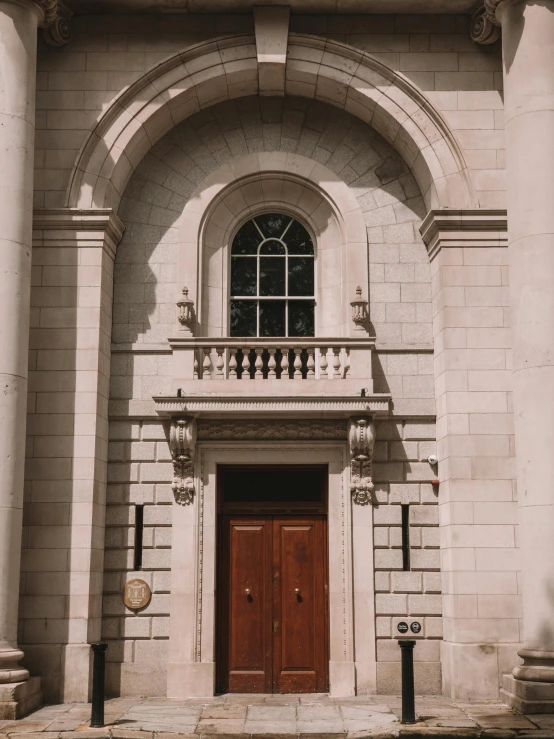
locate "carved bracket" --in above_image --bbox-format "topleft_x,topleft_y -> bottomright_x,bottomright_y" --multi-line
36,0 -> 73,46
348,417 -> 376,506
169,417 -> 197,505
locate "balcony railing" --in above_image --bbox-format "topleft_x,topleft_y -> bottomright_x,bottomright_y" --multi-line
169,338 -> 375,382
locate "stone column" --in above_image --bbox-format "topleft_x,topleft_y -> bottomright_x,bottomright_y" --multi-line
0,0 -> 43,713
491,0 -> 554,714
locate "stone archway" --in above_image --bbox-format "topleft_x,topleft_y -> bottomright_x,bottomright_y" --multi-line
66,35 -> 476,214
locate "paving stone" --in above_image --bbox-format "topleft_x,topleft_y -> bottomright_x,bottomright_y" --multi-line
243,721 -> 297,734
473,714 -> 537,729
196,721 -> 245,734
246,707 -> 296,721
201,708 -> 247,720
526,716 -> 554,729
297,707 -> 341,721
297,721 -> 344,733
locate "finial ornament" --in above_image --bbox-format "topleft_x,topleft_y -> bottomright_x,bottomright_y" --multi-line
350,286 -> 369,333
177,287 -> 195,333
35,0 -> 73,46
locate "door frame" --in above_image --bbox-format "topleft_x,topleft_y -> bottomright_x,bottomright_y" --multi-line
167,442 -> 377,698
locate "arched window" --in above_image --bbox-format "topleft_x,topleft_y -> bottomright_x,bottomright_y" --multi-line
230,213 -> 315,337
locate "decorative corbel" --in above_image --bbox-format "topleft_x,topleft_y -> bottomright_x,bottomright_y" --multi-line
169,417 -> 197,505
350,286 -> 369,333
348,417 -> 376,506
36,0 -> 73,46
177,287 -> 195,334
470,0 -> 517,45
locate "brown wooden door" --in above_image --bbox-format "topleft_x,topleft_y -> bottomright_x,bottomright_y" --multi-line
218,515 -> 328,693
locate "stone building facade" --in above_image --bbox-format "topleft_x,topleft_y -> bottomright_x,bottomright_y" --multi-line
0,0 -> 552,719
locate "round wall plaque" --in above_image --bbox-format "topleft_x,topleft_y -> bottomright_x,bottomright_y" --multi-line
123,579 -> 152,610
410,621 -> 422,634
397,622 -> 409,634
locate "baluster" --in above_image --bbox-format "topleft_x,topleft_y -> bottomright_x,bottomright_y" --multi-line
319,347 -> 328,379
281,348 -> 289,380
229,348 -> 238,379
242,348 -> 251,379
307,347 -> 315,379
254,348 -> 263,378
344,348 -> 350,378
203,347 -> 212,380
293,348 -> 302,380
268,348 -> 277,379
332,348 -> 341,380
194,350 -> 199,379
215,348 -> 224,379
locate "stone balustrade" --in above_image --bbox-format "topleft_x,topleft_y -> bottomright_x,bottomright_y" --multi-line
169,337 -> 375,384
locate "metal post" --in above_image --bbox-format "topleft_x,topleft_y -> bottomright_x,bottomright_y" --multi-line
398,639 -> 416,724
90,642 -> 108,728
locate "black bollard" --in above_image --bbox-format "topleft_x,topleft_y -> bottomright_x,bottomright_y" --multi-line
398,639 -> 417,724
90,642 -> 108,728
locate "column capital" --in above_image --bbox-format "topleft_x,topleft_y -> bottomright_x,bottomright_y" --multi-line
35,0 -> 73,46
470,0 -> 521,44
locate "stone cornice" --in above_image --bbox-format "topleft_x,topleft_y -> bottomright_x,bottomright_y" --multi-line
153,395 -> 391,419
35,0 -> 73,46
32,208 -> 125,258
420,208 -> 508,260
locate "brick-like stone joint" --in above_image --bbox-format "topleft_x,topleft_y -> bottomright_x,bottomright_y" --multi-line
169,418 -> 197,505
348,417 -> 376,506
35,0 -> 73,46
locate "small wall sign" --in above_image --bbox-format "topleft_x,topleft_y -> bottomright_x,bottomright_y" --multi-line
410,621 -> 422,634
123,579 -> 151,610
397,622 -> 409,634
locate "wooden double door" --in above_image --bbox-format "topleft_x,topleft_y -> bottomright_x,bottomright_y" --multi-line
218,515 -> 328,693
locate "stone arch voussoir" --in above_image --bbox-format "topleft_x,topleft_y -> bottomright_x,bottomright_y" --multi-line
66,34 -> 476,213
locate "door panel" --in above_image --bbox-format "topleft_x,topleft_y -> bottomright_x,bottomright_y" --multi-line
273,519 -> 327,693
218,518 -> 272,693
218,514 -> 328,693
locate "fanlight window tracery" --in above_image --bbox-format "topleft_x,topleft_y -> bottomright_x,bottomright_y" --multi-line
230,213 -> 315,337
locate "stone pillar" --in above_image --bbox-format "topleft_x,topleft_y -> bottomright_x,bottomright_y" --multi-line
492,0 -> 554,714
0,0 -> 43,717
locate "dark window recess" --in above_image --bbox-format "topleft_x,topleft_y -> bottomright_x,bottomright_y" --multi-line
401,504 -> 410,571
134,504 -> 144,571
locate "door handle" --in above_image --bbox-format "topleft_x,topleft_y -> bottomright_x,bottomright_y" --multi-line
245,588 -> 251,595
294,588 -> 301,595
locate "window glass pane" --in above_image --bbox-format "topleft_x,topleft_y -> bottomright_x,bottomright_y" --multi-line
230,300 -> 257,337
231,257 -> 256,296
259,239 -> 286,255
255,213 -> 291,239
260,301 -> 286,337
288,257 -> 314,296
232,220 -> 261,254
260,256 -> 285,296
289,300 -> 315,337
285,219 -> 314,255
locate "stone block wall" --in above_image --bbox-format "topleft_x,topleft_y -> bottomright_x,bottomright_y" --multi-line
372,419 -> 441,693
34,13 -> 504,211
98,96 -> 440,695
103,420 -> 173,696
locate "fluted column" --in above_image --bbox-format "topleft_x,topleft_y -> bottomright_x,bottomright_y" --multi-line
0,0 -> 43,687
491,0 -> 554,713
